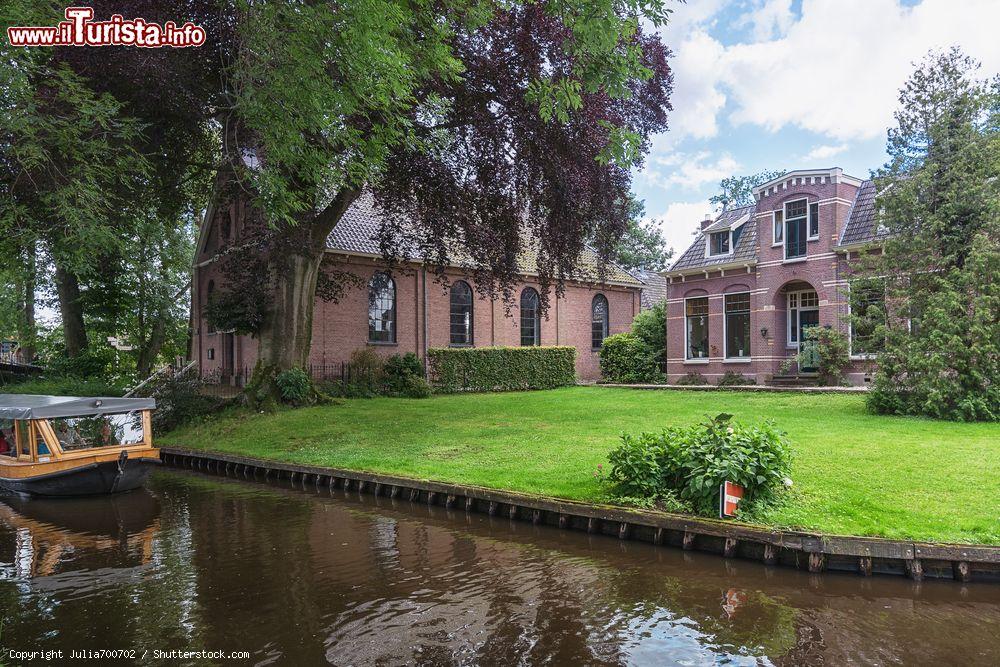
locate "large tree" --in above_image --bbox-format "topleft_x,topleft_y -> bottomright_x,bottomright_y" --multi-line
204,0 -> 673,398
866,48 -> 999,421
709,169 -> 786,210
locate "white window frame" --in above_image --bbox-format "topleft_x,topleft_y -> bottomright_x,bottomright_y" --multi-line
723,292 -> 752,360
784,199 -> 809,260
771,210 -> 783,246
808,202 -> 820,240
684,296 -> 710,362
786,289 -> 819,349
705,230 -> 733,258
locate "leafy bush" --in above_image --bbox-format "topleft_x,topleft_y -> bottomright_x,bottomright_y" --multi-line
631,302 -> 666,357
599,333 -> 662,383
47,348 -> 117,378
606,413 -> 792,517
341,348 -> 386,397
275,367 -> 313,405
804,327 -> 850,385
428,346 -> 576,392
0,374 -> 125,397
717,371 -> 756,386
383,353 -> 431,398
675,371 -> 708,385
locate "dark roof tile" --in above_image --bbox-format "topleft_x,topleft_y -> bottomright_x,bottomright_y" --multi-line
839,180 -> 888,246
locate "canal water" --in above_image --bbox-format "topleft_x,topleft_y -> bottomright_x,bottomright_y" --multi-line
0,469 -> 997,666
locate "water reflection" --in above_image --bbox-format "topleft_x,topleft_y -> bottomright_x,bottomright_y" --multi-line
0,470 -> 996,666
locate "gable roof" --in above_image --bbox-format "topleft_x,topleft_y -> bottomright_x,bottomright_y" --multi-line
668,206 -> 759,273
633,269 -> 667,308
326,193 -> 643,287
838,179 -> 889,246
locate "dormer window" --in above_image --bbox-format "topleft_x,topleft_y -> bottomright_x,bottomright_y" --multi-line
709,231 -> 731,256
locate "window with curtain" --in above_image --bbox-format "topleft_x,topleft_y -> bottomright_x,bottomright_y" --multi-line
724,292 -> 751,358
685,297 -> 709,359
591,294 -> 609,349
449,281 -> 474,345
520,288 -> 541,346
368,272 -> 396,343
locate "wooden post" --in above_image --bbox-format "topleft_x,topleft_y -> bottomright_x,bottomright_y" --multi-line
953,561 -> 971,583
807,553 -> 825,573
373,482 -> 381,496
558,514 -> 569,529
723,537 -> 738,558
532,509 -> 542,525
508,505 -> 518,520
858,556 -> 873,576
465,497 -> 474,512
618,522 -> 629,540
446,494 -> 456,509
682,531 -> 695,550
587,517 -> 598,534
389,485 -> 399,499
409,488 -> 419,502
488,501 -> 498,516
426,492 -> 436,505
905,559 -> 923,581
652,527 -> 664,546
358,480 -> 367,493
763,544 -> 778,565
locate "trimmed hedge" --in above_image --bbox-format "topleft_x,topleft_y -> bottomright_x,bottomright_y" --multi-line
428,346 -> 576,393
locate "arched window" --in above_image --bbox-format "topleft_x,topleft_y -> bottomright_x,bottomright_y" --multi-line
520,288 -> 541,346
368,272 -> 396,343
591,294 -> 609,349
450,281 -> 474,345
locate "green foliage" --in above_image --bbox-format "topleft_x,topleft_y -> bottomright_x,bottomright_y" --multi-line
676,372 -> 708,386
47,349 -> 117,379
802,327 -> 851,386
631,302 -> 666,355
710,170 -> 786,210
599,333 -> 661,383
0,374 -> 125,398
606,413 -> 793,517
275,367 -> 313,405
383,353 -> 430,398
428,346 -> 576,392
613,199 -> 673,271
717,371 -> 756,387
866,48 -> 1000,421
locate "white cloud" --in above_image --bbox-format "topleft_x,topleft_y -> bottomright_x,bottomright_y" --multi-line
646,200 -> 715,254
735,0 -> 795,41
803,143 -> 849,161
639,151 -> 740,190
661,0 -> 1000,142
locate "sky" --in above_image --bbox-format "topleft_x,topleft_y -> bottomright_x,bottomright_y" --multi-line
635,0 -> 1000,257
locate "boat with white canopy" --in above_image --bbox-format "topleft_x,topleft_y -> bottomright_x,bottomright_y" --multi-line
0,394 -> 159,496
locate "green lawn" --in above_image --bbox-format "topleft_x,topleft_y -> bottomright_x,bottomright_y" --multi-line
161,386 -> 1000,544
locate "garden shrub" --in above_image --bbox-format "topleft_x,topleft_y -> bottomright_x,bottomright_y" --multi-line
341,348 -> 386,397
599,333 -> 661,383
275,367 -> 313,405
675,371 -> 708,385
631,302 -> 666,357
606,413 -> 792,517
804,327 -> 850,386
383,353 -> 431,398
428,346 -> 575,392
717,371 -> 756,386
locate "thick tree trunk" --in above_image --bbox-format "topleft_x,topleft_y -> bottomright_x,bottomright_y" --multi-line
54,264 -> 88,357
16,244 -> 37,364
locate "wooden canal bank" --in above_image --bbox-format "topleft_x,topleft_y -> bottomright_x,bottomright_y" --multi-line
160,447 -> 1000,584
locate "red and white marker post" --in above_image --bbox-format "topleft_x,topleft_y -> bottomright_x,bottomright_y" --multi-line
719,481 -> 744,518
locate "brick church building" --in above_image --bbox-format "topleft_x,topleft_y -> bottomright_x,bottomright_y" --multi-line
663,167 -> 886,385
192,195 -> 646,383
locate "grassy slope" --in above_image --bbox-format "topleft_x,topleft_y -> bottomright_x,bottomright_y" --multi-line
161,386 -> 1000,544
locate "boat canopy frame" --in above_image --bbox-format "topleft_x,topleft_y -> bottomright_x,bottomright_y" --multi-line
0,395 -> 155,420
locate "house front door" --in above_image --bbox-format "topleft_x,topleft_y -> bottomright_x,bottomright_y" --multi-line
798,310 -> 820,372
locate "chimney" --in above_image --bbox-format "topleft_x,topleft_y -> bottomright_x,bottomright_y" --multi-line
700,213 -> 714,230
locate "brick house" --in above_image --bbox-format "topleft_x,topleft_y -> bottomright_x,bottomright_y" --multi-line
663,168 -> 886,385
192,195 -> 645,383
